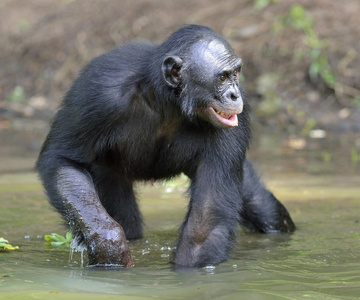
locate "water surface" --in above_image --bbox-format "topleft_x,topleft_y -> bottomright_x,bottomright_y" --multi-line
1,130 -> 359,299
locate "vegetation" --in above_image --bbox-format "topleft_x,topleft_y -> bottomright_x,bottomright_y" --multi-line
274,4 -> 360,107
0,237 -> 19,251
351,149 -> 360,166
253,0 -> 279,11
6,86 -> 26,103
280,4 -> 335,87
44,232 -> 72,247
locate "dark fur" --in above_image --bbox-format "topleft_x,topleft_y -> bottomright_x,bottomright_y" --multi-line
36,25 -> 295,268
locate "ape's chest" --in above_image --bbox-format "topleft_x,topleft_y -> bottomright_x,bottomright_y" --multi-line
131,136 -> 199,180
102,126 -> 203,180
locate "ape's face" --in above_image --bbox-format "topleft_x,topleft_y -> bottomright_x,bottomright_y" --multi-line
162,39 -> 244,129
188,40 -> 243,129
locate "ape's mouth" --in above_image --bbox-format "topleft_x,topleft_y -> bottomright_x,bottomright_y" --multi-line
210,107 -> 239,128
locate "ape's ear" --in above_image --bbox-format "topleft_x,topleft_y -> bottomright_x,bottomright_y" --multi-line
162,56 -> 183,88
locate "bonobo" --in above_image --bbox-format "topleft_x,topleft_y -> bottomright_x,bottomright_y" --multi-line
36,25 -> 295,268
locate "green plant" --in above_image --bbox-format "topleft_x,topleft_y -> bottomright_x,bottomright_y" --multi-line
283,4 -> 335,87
44,232 -> 72,247
353,96 -> 360,109
308,48 -> 335,86
6,86 -> 25,103
254,0 -> 279,11
0,237 -> 19,251
350,148 -> 360,166
285,4 -> 313,31
271,4 -> 360,112
321,151 -> 332,163
17,19 -> 30,32
301,118 -> 317,135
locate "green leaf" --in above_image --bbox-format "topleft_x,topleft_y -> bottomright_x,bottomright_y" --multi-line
0,237 -> 19,251
44,235 -> 52,242
44,232 -> 72,247
65,232 -> 72,242
51,242 -> 66,247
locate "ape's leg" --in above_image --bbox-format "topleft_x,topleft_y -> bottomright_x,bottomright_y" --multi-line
38,159 -> 134,267
174,163 -> 241,267
241,159 -> 295,233
91,166 -> 143,240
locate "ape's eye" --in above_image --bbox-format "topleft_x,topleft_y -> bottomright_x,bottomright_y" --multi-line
219,74 -> 226,82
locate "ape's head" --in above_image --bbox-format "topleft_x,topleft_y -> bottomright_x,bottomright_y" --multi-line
161,26 -> 244,129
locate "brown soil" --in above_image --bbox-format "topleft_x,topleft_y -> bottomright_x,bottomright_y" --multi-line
1,0 -> 360,131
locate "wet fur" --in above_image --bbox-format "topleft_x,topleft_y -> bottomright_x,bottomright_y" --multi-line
36,25 -> 295,268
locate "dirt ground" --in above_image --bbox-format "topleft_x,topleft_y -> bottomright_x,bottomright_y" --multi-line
1,0 -> 360,131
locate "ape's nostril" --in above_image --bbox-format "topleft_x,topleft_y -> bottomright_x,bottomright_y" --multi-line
231,92 -> 240,101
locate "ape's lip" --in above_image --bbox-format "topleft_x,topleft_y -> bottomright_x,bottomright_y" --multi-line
209,107 -> 240,128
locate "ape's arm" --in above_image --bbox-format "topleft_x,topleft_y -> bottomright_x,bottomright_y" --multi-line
38,157 -> 134,267
174,155 -> 242,267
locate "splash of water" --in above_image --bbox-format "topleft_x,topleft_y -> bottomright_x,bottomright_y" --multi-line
69,238 -> 87,267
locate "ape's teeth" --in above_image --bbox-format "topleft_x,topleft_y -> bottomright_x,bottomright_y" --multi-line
214,108 -> 233,118
215,109 -> 224,116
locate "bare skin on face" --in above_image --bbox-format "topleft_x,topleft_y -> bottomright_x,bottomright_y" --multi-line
190,40 -> 243,129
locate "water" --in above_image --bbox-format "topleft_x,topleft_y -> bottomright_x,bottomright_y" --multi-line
1,128 -> 360,299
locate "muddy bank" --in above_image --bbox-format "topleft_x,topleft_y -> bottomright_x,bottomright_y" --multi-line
0,0 -> 360,132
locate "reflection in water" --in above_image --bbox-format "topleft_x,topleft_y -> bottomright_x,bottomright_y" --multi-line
1,130 -> 360,299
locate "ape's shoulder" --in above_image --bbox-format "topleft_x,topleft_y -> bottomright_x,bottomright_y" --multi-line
64,41 -> 157,107
88,41 -> 157,74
